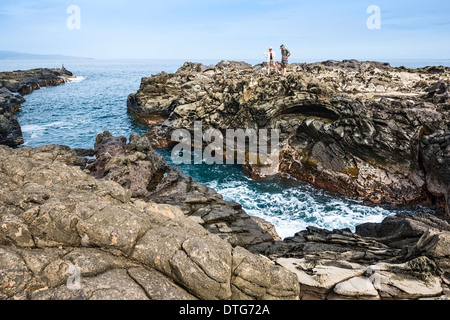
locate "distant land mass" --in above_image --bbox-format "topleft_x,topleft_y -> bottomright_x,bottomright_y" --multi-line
0,51 -> 93,60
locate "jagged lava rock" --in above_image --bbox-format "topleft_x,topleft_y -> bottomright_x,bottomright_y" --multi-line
128,60 -> 450,217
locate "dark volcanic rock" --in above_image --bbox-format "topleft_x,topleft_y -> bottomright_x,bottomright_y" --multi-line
0,114 -> 23,147
420,132 -> 450,217
127,60 -> 450,216
0,87 -> 24,146
0,68 -> 72,147
426,79 -> 450,104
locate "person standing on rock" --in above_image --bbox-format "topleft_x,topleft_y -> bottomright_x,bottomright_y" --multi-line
280,44 -> 291,76
264,46 -> 278,75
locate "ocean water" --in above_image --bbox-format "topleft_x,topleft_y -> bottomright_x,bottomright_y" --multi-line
1,59 -> 446,239
0,60 -> 191,148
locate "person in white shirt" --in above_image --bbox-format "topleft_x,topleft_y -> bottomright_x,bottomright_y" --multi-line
264,46 -> 278,75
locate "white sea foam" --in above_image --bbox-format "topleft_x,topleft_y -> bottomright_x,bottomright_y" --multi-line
21,121 -> 75,139
21,124 -> 44,132
207,179 -> 396,240
67,76 -> 85,83
21,124 -> 45,139
42,121 -> 74,128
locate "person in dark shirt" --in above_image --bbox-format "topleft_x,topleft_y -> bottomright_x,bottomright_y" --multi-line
280,45 -> 291,76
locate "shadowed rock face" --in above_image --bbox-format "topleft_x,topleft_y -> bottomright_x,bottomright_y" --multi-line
128,60 -> 450,217
0,68 -> 73,147
0,143 -> 299,300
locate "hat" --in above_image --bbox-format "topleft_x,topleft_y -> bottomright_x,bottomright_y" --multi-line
268,46 -> 273,50
280,44 -> 285,48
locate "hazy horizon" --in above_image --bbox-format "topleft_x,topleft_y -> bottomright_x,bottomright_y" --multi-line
0,51 -> 449,63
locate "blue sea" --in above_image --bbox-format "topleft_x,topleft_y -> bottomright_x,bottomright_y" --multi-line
1,59 -> 447,239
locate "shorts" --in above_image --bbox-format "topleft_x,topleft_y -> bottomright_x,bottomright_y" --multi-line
281,59 -> 288,68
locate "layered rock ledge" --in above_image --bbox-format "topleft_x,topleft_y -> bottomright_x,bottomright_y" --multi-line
128,60 -> 450,218
0,68 -> 73,147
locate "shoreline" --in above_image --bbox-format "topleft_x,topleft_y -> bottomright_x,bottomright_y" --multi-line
0,68 -> 73,147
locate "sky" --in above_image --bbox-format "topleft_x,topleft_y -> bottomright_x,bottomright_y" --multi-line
0,0 -> 449,60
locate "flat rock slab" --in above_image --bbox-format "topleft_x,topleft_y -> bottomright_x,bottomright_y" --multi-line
334,276 -> 380,299
276,258 -> 365,296
378,271 -> 443,299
